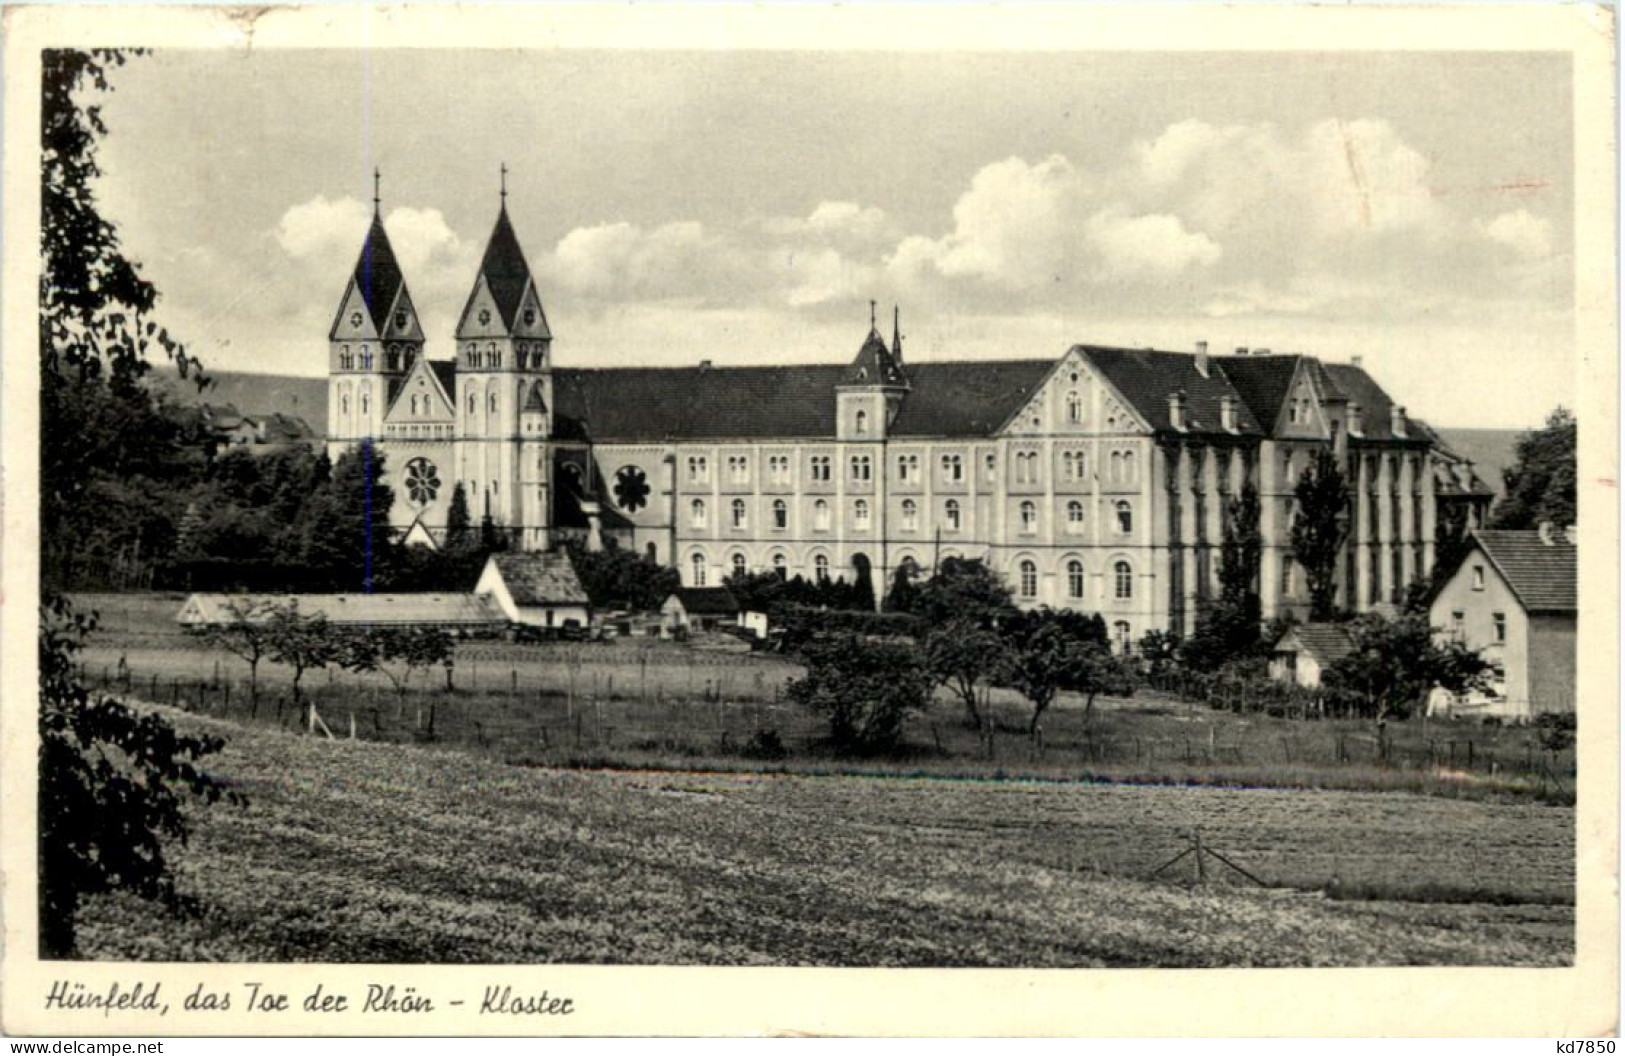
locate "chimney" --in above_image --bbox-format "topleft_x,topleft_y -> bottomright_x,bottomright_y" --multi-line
1351,355 -> 1364,369
1235,346 -> 1249,356
1168,389 -> 1187,431
1538,521 -> 1555,546
1220,394 -> 1237,433
1348,402 -> 1363,438
1454,459 -> 1475,490
1254,347 -> 1271,357
1195,340 -> 1209,378
1390,404 -> 1407,438
699,359 -> 713,371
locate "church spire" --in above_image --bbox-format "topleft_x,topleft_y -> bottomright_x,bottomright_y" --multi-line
373,166 -> 381,213
456,197 -> 551,341
892,304 -> 903,364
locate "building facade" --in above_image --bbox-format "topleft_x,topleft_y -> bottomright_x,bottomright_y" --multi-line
327,199 -> 1466,648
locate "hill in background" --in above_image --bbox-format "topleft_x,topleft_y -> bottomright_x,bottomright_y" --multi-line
146,368 -> 327,441
1436,428 -> 1524,502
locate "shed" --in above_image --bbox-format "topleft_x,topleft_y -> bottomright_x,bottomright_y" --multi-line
661,587 -> 741,634
475,552 -> 592,629
1269,623 -> 1354,689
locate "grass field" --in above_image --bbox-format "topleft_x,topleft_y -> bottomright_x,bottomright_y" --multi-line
70,592 -> 1577,802
73,709 -> 1573,966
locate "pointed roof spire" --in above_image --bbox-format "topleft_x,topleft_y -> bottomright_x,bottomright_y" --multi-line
892,304 -> 903,364
870,298 -> 878,333
458,202 -> 549,338
842,302 -> 908,387
373,167 -> 381,213
500,162 -> 508,208
329,209 -> 408,338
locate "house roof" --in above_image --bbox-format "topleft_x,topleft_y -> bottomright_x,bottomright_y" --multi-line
488,552 -> 591,607
475,207 -> 539,333
1080,345 -> 1265,436
176,592 -> 505,627
893,359 -> 1056,436
1320,362 -> 1430,443
348,212 -> 407,333
1465,529 -> 1578,613
842,327 -> 907,387
1274,622 -> 1355,663
669,586 -> 740,616
1212,354 -> 1302,430
428,360 -> 458,403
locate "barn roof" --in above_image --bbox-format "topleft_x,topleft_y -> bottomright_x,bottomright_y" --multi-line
668,586 -> 741,616
176,592 -> 505,627
1273,623 -> 1355,664
487,552 -> 591,607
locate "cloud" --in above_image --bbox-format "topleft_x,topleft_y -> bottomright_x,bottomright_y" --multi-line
1479,209 -> 1554,259
762,200 -> 890,243
1084,209 -> 1221,280
275,195 -> 372,262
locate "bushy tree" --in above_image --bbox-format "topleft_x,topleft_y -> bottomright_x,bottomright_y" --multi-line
724,569 -> 787,614
199,597 -> 278,705
788,636 -> 935,755
1323,611 -> 1491,721
1004,621 -> 1133,736
884,562 -> 921,613
911,557 -> 1017,626
563,538 -> 680,611
293,442 -> 397,591
923,618 -> 1009,729
264,604 -> 338,708
1493,407 -> 1577,530
1291,448 -> 1350,619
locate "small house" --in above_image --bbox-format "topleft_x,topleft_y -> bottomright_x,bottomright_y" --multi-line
475,552 -> 592,630
1427,526 -> 1576,719
1269,624 -> 1354,689
661,587 -> 741,635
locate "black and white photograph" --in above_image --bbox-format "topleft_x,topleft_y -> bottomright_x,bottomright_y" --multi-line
3,3 -> 1617,1039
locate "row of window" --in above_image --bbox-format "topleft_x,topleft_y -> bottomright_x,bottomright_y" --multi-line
686,550 -> 1135,604
682,448 -> 1141,487
687,497 -> 1136,535
335,344 -> 406,372
461,342 -> 547,371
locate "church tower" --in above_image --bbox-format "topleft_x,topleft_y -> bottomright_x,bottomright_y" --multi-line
454,169 -> 554,544
326,172 -> 423,461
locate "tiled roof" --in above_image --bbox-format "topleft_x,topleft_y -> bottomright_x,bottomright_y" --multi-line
489,552 -> 591,607
1275,622 -> 1355,663
842,328 -> 906,386
1080,346 -> 1265,436
1320,362 -> 1430,443
477,208 -> 536,332
892,359 -> 1055,436
670,586 -> 740,616
1213,354 -> 1300,430
176,592 -> 505,627
1470,529 -> 1577,613
428,360 -> 458,404
553,365 -> 844,440
350,213 -> 406,332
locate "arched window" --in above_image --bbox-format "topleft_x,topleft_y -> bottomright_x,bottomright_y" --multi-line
855,409 -> 869,436
690,553 -> 707,587
772,553 -> 787,580
1067,500 -> 1085,532
359,385 -> 370,416
360,345 -> 372,370
1114,560 -> 1133,599
487,343 -> 499,369
1020,500 -> 1037,534
773,499 -> 788,530
1066,390 -> 1082,424
854,499 -> 870,528
340,392 -> 351,416
468,393 -> 477,415
1067,560 -> 1085,599
1019,560 -> 1038,598
690,499 -> 706,528
488,393 -> 498,416
1115,621 -> 1132,654
814,554 -> 830,583
901,499 -> 919,531
1122,450 -> 1136,484
732,553 -> 747,579
814,499 -> 831,531
731,498 -> 747,529
1110,450 -> 1123,482
945,499 -> 962,531
1115,500 -> 1133,535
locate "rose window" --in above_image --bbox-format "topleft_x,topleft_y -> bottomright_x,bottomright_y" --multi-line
404,457 -> 441,507
613,465 -> 650,512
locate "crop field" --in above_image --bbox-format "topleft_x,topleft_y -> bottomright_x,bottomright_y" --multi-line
73,710 -> 1573,966
68,592 -> 1576,801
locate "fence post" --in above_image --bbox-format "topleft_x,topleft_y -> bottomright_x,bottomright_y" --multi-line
1194,831 -> 1208,885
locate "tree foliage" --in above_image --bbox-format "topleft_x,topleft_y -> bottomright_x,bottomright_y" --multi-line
788,636 -> 935,755
1184,482 -> 1265,671
1003,618 -> 1134,736
38,48 -> 241,956
923,618 -> 1008,729
908,557 -> 1017,626
1291,448 -> 1350,619
1492,407 -> 1577,531
1323,611 -> 1491,721
563,537 -> 680,611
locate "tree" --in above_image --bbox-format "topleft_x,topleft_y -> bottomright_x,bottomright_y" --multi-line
723,568 -> 786,614
564,537 -> 680,611
884,562 -> 921,614
1291,448 -> 1350,619
293,442 -> 397,591
1003,620 -> 1132,737
911,557 -> 1017,627
923,618 -> 1009,729
444,483 -> 473,552
38,48 -> 237,956
1493,407 -> 1577,530
368,627 -> 455,702
787,635 -> 934,755
264,604 -> 338,711
200,597 -> 277,706
1323,611 -> 1491,721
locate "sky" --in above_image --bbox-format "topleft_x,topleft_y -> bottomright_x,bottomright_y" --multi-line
89,49 -> 1575,428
